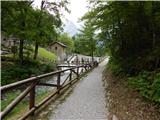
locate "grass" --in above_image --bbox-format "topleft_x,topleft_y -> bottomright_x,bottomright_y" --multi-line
2,90 -> 54,120
1,46 -> 58,119
1,46 -> 57,85
2,46 -> 57,63
38,47 -> 57,61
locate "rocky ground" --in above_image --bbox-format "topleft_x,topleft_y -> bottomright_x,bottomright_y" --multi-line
103,67 -> 160,120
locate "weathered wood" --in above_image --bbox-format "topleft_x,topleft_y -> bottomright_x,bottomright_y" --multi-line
77,67 -> 79,79
1,62 -> 95,119
70,69 -> 78,75
1,77 -> 37,92
69,70 -> 72,85
1,82 -> 37,119
18,107 -> 36,120
61,73 -> 70,86
57,73 -> 61,93
37,83 -> 58,87
29,84 -> 35,115
57,65 -> 76,67
1,66 -> 80,92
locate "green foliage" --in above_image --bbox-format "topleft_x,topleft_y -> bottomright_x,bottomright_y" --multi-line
74,22 -> 101,58
82,1 -> 160,74
1,91 -> 21,111
38,47 -> 57,61
1,1 -> 69,62
1,60 -> 56,85
1,89 -> 53,120
82,1 -> 160,104
11,46 -> 17,54
108,57 -> 124,76
128,71 -> 160,103
58,33 -> 74,53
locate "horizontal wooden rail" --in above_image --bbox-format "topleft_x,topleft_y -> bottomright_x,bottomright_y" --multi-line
1,65 -> 88,92
0,60 -> 101,120
37,83 -> 58,87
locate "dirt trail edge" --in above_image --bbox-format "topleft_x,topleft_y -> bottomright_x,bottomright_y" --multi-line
102,67 -> 160,120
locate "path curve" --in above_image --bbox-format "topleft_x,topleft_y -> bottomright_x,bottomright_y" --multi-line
47,59 -> 109,120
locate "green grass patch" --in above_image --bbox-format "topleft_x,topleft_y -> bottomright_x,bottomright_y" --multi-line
2,90 -> 54,120
1,46 -> 57,85
38,47 -> 57,61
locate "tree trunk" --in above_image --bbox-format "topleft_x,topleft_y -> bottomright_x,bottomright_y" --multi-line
34,42 -> 39,60
19,39 -> 24,65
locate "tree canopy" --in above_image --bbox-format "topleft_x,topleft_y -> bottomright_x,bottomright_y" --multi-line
82,1 -> 160,74
1,0 -> 69,63
58,33 -> 74,54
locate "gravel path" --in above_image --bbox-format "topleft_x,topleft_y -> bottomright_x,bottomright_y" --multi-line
47,59 -> 109,120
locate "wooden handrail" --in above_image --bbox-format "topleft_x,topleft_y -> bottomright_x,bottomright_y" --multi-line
1,61 -> 99,120
1,64 -> 88,92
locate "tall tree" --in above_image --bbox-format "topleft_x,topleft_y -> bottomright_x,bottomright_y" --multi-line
32,0 -> 69,60
82,1 -> 160,73
75,22 -> 96,61
2,1 -> 34,65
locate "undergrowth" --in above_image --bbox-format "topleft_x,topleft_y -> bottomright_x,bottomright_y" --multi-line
108,57 -> 160,104
128,71 -> 160,104
1,59 -> 56,85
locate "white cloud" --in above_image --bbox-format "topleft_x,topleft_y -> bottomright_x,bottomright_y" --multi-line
33,0 -> 88,27
64,0 -> 88,28
33,0 -> 88,35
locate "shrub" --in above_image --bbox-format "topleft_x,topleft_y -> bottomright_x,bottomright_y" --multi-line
128,71 -> 160,103
1,60 -> 56,85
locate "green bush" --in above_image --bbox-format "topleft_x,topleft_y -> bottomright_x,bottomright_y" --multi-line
108,57 -> 125,76
1,60 -> 56,86
128,71 -> 160,103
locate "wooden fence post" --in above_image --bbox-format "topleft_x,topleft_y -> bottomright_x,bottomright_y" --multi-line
81,67 -> 84,74
57,73 -> 61,93
69,70 -> 72,85
77,67 -> 79,79
29,84 -> 35,115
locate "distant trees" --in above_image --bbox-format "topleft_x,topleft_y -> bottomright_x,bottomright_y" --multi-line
74,21 -> 105,59
82,1 -> 160,74
1,0 -> 69,64
58,33 -> 74,54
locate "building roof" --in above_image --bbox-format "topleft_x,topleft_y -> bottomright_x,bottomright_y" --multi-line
50,41 -> 67,48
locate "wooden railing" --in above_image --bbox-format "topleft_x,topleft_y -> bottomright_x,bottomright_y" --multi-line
0,62 -> 98,120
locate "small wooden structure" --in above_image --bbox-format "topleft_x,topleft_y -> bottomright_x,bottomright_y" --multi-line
49,41 -> 67,62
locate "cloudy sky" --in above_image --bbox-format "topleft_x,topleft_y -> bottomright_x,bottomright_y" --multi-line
33,0 -> 89,35
64,0 -> 88,27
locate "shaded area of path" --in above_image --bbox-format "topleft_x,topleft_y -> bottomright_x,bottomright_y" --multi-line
36,58 -> 109,120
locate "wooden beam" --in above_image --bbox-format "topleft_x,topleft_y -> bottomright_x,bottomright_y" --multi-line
37,83 -> 58,87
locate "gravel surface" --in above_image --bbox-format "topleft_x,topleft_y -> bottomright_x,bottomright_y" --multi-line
35,59 -> 109,120
48,59 -> 109,120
